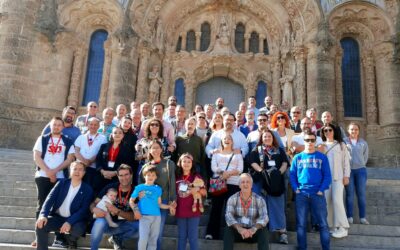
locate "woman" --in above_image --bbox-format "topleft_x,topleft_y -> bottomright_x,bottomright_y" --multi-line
270,112 -> 295,151
139,140 -> 177,249
119,116 -> 137,150
192,104 -> 204,116
96,127 -> 134,193
175,153 -> 206,250
205,133 -> 243,240
344,122 -> 369,225
195,112 -> 209,142
249,130 -> 289,244
321,124 -> 351,238
174,117 -> 206,180
204,113 -> 224,184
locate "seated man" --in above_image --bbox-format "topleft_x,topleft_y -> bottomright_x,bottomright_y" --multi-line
90,164 -> 139,250
35,161 -> 93,250
224,173 -> 269,250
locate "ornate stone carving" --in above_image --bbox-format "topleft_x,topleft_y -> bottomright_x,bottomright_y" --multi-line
67,49 -> 85,108
210,14 -> 233,54
113,1 -> 138,54
362,51 -> 378,124
148,65 -> 163,103
334,47 -> 344,123
279,75 -> 294,107
135,47 -> 151,102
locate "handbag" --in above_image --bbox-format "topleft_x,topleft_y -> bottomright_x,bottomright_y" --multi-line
208,153 -> 234,196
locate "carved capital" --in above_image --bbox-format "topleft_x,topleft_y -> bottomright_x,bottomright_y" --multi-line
373,42 -> 395,63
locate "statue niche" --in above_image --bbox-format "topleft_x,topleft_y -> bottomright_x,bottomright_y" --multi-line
279,75 -> 294,108
148,65 -> 163,103
211,15 -> 233,54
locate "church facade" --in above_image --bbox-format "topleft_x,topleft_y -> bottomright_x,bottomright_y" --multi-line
0,0 -> 399,167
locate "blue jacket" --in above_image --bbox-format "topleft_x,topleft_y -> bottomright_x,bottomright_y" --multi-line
40,179 -> 93,225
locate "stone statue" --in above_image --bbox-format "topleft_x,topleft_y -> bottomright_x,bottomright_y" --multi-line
279,75 -> 294,107
155,18 -> 164,51
148,65 -> 163,103
211,15 -> 232,54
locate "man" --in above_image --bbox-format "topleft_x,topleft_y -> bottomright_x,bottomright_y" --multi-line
74,117 -> 107,187
247,96 -> 259,118
224,173 -> 269,250
204,104 -> 214,124
98,107 -> 116,141
164,103 -> 177,124
167,95 -> 177,106
238,102 -> 247,115
290,106 -> 302,133
35,162 -> 93,250
306,108 -> 322,133
130,108 -> 142,137
139,102 -> 176,149
290,129 -> 331,250
34,117 -> 76,248
239,110 -> 258,138
140,102 -> 151,121
206,113 -> 248,158
215,97 -> 224,111
259,96 -> 273,114
113,104 -> 127,125
247,113 -> 284,152
291,117 -> 325,154
42,106 -> 81,143
235,110 -> 245,128
130,101 -> 139,112
318,111 -> 346,139
171,105 -> 186,136
90,164 -> 139,250
221,107 -> 230,117
75,101 -> 99,134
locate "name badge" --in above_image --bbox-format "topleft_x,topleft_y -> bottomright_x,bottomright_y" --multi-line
179,183 -> 188,192
241,217 -> 250,225
108,161 -> 115,168
268,160 -> 276,167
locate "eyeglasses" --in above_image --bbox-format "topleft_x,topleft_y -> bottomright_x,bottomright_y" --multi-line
292,111 -> 301,114
90,105 -> 97,108
150,123 -> 159,127
198,116 -> 205,119
277,116 -> 285,120
304,138 -> 316,143
258,119 -> 267,122
324,128 -> 333,133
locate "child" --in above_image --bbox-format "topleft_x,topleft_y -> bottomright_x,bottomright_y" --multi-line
175,153 -> 207,250
130,165 -> 171,250
93,188 -> 118,228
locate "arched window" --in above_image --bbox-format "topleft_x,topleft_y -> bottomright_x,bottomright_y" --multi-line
341,37 -> 362,117
249,32 -> 259,54
256,81 -> 267,109
174,78 -> 185,105
263,38 -> 269,55
176,36 -> 182,52
82,30 -> 108,106
200,22 -> 211,51
235,23 -> 245,53
186,30 -> 196,52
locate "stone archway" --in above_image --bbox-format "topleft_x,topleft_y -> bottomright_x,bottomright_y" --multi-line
196,77 -> 244,112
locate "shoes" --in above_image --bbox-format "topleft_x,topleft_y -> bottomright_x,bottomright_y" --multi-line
279,233 -> 288,244
347,217 -> 353,224
108,236 -> 123,250
360,218 -> 370,225
31,240 -> 37,248
329,228 -> 336,234
332,227 -> 348,238
205,234 -> 213,240
67,241 -> 77,250
52,240 -> 68,248
310,224 -> 320,233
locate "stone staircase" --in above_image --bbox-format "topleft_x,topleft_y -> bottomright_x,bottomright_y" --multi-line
0,148 -> 399,250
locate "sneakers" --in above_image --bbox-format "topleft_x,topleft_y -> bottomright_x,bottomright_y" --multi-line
360,218 -> 370,225
347,217 -> 353,224
52,239 -> 68,248
205,234 -> 213,240
279,233 -> 288,244
108,236 -> 123,250
332,227 -> 348,238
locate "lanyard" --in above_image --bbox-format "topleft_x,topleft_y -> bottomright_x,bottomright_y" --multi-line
240,192 -> 252,217
109,145 -> 120,162
118,185 -> 131,207
49,135 -> 62,154
87,133 -> 98,147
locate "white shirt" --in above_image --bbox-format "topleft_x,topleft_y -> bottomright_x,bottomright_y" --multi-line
33,136 -> 75,179
74,133 -> 107,169
58,183 -> 81,217
206,129 -> 249,158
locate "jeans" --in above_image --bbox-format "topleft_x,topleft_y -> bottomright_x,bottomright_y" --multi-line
90,218 -> 139,250
157,200 -> 169,250
177,217 -> 200,250
295,192 -> 330,250
345,168 -> 367,219
139,216 -> 161,250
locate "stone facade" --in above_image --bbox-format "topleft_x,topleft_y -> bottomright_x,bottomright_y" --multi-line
0,0 -> 399,167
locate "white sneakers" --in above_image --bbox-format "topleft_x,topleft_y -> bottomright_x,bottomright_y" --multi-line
331,227 -> 348,238
347,217 -> 353,224
360,218 -> 370,225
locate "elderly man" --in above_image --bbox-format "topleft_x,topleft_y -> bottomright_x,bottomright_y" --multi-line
140,102 -> 151,121
239,110 -> 258,138
98,107 -> 116,141
113,104 -> 127,125
42,106 -> 81,143
130,108 -> 142,136
317,111 -> 346,139
171,105 -> 186,136
75,101 -> 100,134
224,173 -> 269,250
90,164 -> 139,250
35,161 -> 93,250
259,96 -> 273,114
247,96 -> 260,118
290,106 -> 302,133
204,104 -> 214,124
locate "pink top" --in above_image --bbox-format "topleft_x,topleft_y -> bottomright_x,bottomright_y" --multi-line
175,174 -> 204,218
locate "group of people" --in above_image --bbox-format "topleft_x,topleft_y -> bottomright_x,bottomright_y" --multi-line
32,95 -> 369,250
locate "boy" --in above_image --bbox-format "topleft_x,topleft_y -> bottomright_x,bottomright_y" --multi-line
130,165 -> 171,250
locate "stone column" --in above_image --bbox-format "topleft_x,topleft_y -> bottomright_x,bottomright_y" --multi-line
98,39 -> 112,110
334,47 -> 344,123
185,77 -> 195,112
195,32 -> 202,51
293,46 -> 307,111
67,48 -> 86,108
135,47 -> 151,103
259,35 -> 265,53
362,50 -> 378,125
306,44 -> 318,108
181,32 -> 187,51
160,55 -> 172,104
244,33 -> 250,53
272,58 -> 282,105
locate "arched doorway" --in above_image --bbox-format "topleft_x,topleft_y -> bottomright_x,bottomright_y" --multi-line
196,77 -> 245,112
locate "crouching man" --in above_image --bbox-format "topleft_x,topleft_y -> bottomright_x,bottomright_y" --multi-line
223,173 -> 270,250
35,161 -> 93,249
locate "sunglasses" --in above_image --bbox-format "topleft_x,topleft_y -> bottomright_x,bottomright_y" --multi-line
324,128 -> 333,133
150,123 -> 159,127
304,138 -> 316,143
292,111 -> 301,114
258,119 -> 267,122
277,116 -> 285,120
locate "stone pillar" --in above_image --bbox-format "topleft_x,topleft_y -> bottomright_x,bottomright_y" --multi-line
160,55 -> 172,104
259,35 -> 265,53
306,44 -> 318,108
135,47 -> 151,103
334,47 -> 344,123
272,59 -> 282,105
195,32 -> 202,51
181,33 -> 187,51
98,39 -> 112,110
67,48 -> 86,108
293,46 -> 307,111
244,33 -> 250,53
185,77 -> 195,112
362,50 -> 378,125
